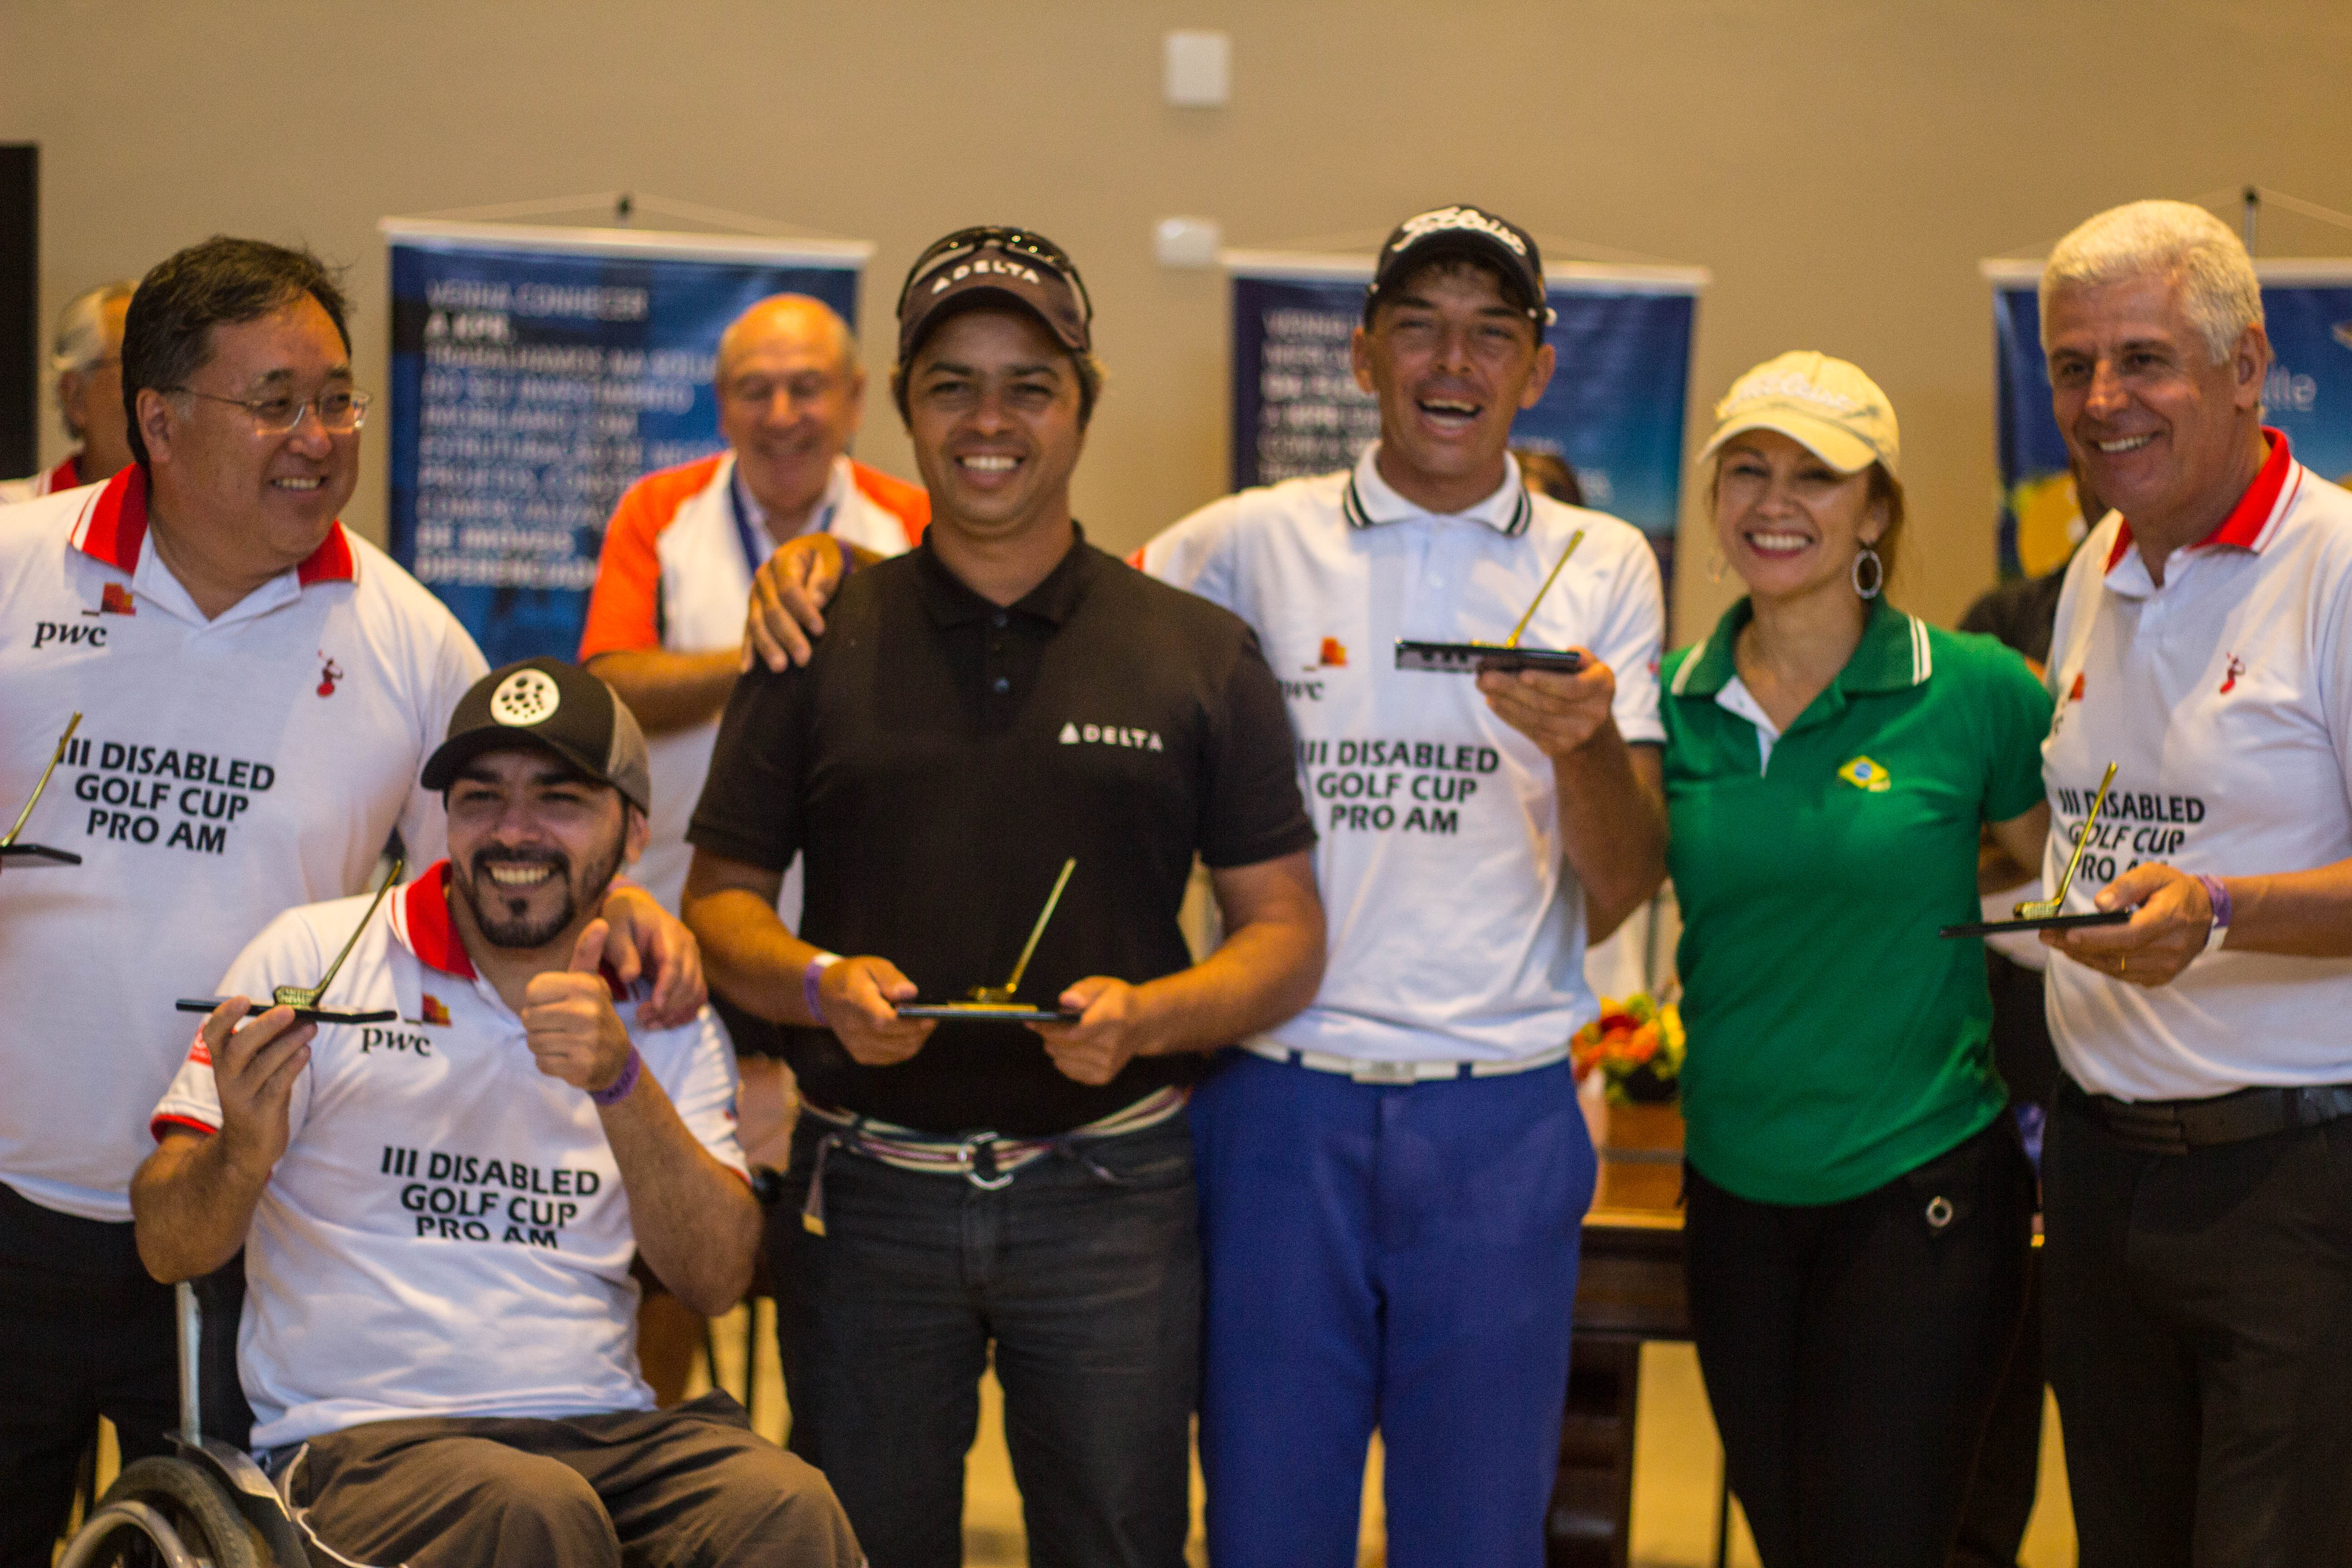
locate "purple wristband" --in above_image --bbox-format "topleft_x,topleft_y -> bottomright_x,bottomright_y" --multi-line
589,1044 -> 642,1107
804,952 -> 840,1027
2197,874 -> 2232,931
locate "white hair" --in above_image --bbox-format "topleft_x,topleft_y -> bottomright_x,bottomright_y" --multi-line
50,279 -> 137,439
2039,201 -> 2263,365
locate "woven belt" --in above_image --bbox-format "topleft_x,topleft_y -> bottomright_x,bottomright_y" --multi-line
2068,1078 -> 2352,1154
1240,1037 -> 1572,1083
796,1086 -> 1189,1234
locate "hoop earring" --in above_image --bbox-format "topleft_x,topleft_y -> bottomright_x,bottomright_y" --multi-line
1708,549 -> 1726,585
1851,545 -> 1884,599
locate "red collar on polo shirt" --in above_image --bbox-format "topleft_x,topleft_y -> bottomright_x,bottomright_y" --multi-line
2105,426 -> 2297,574
48,455 -> 81,491
400,859 -> 632,1000
71,465 -> 359,586
402,862 -> 478,979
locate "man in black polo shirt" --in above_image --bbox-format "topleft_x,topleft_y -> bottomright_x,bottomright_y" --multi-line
684,227 -> 1324,1568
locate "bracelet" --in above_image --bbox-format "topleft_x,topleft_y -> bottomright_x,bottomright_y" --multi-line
804,951 -> 842,1026
588,1044 -> 642,1107
835,536 -> 857,580
2197,874 -> 2232,954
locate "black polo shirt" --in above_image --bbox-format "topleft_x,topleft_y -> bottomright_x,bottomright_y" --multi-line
689,527 -> 1315,1136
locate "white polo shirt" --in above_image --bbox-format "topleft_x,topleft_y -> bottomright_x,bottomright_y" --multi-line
150,862 -> 746,1448
1141,444 -> 1666,1063
2041,431 -> 2352,1100
0,454 -> 84,507
0,468 -> 486,1222
579,451 -> 923,911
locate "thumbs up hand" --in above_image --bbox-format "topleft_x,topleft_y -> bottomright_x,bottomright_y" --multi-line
523,919 -> 633,1092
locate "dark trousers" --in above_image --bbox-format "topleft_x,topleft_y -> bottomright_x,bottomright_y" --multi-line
1685,1118 -> 2035,1568
2042,1081 -> 2352,1568
0,1182 -> 179,1568
284,1390 -> 859,1566
769,1114 -> 1199,1568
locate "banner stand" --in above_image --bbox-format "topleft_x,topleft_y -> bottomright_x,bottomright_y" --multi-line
381,214 -> 872,665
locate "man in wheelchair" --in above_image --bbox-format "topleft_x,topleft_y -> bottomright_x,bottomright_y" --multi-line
129,658 -> 862,1565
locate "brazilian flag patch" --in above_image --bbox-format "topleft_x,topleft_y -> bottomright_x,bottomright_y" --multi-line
1838,755 -> 1893,793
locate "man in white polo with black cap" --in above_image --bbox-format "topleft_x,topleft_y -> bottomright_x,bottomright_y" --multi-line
1141,203 -> 1667,1568
2032,199 -> 2352,1564
130,658 -> 859,1566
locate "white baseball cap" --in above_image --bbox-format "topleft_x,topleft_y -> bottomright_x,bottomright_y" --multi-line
1698,351 -> 1900,479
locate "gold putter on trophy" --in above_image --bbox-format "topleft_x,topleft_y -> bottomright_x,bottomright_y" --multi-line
897,858 -> 1084,1022
1395,528 -> 1588,674
1940,761 -> 2134,938
0,712 -> 86,866
176,855 -> 404,1024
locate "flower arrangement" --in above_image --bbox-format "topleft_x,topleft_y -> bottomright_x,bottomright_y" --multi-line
1572,994 -> 1686,1106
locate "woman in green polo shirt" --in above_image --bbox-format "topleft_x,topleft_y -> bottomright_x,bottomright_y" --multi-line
1661,353 -> 2052,1568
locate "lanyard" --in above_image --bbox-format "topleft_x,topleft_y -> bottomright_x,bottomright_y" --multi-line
729,464 -> 837,578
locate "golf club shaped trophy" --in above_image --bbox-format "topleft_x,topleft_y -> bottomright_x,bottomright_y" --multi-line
0,712 -> 86,866
897,858 -> 1084,1022
1394,528 -> 1588,675
1941,761 -> 2133,938
176,854 -> 404,1024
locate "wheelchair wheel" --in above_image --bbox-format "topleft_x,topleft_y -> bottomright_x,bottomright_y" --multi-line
84,1456 -> 265,1568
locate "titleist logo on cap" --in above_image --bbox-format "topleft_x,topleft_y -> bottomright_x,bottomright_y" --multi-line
1721,370 -> 1872,417
1391,206 -> 1528,257
929,257 -> 1044,294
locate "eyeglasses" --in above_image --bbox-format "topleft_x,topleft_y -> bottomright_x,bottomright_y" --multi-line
167,386 -> 371,436
897,226 -> 1092,326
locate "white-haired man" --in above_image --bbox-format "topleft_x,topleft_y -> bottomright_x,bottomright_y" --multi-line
1,279 -> 138,504
580,294 -> 925,916
2034,198 -> 2352,1564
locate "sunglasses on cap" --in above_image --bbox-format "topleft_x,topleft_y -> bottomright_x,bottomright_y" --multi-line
897,226 -> 1093,327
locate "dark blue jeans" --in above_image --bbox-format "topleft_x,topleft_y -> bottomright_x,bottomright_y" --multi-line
768,1113 -> 1199,1568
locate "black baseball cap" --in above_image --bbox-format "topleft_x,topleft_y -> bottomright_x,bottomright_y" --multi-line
422,658 -> 652,815
896,226 -> 1093,367
1364,205 -> 1554,328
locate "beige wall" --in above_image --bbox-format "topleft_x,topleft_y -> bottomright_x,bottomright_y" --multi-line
7,0 -> 2349,638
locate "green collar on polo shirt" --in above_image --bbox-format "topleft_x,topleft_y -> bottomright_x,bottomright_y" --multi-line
1340,442 -> 1534,537
1670,595 -> 1932,703
69,465 -> 359,587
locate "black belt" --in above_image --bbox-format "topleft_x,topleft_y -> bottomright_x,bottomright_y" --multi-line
2066,1078 -> 2352,1153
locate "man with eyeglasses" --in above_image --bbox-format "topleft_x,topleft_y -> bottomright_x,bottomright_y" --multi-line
2,279 -> 141,506
0,235 -> 704,1558
684,225 -> 1325,1568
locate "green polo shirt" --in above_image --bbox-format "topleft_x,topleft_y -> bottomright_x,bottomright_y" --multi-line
1661,597 -> 2052,1205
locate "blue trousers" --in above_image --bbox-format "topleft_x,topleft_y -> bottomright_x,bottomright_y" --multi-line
1189,1052 -> 1595,1568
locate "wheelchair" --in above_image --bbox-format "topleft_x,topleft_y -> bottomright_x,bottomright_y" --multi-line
56,1263 -> 392,1568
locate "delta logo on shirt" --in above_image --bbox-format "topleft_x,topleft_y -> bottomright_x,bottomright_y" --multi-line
1059,721 -> 1164,752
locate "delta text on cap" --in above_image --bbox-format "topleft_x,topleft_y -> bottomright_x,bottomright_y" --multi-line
421,657 -> 652,815
896,228 -> 1092,368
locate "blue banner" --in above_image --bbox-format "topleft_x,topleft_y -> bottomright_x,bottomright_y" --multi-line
1227,255 -> 1702,596
1991,260 -> 2352,579
383,220 -> 867,665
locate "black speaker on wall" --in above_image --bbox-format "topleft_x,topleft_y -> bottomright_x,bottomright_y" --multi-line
0,145 -> 37,479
